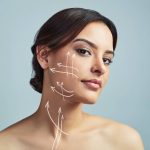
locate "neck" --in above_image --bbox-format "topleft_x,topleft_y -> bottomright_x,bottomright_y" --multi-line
35,85 -> 85,137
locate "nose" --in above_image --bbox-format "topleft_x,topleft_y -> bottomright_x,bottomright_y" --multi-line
91,59 -> 106,76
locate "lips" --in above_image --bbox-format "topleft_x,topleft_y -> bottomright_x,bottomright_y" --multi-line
81,79 -> 102,91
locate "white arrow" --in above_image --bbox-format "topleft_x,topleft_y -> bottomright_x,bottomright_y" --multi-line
49,68 -> 79,78
56,82 -> 74,93
51,107 -> 63,150
55,114 -> 64,149
45,101 -> 69,135
71,53 -> 75,78
57,62 -> 79,72
60,82 -> 65,101
65,51 -> 70,77
50,86 -> 74,98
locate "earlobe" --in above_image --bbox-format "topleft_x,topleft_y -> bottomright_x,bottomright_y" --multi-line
36,45 -> 49,69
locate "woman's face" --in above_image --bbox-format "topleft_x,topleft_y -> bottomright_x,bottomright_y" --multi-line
47,22 -> 114,104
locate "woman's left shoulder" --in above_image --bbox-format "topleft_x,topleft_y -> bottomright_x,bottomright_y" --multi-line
108,120 -> 144,148
88,114 -> 144,150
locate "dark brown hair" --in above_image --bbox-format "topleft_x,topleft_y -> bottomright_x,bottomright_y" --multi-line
30,8 -> 117,93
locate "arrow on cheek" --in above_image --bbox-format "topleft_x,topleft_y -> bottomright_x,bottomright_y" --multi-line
49,68 -> 79,78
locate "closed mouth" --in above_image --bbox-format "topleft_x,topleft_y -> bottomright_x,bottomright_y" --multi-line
81,79 -> 102,90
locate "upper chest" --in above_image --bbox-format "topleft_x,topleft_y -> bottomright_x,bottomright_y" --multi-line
53,132 -> 119,150
16,133 -> 118,150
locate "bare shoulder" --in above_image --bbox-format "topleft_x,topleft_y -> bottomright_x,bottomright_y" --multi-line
87,114 -> 144,150
109,120 -> 144,150
0,115 -> 34,149
0,130 -> 10,149
0,128 -> 21,150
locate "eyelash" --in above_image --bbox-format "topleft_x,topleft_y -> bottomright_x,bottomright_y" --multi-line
103,58 -> 113,66
75,48 -> 91,56
75,48 -> 113,65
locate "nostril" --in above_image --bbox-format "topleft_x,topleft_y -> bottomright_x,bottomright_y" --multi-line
91,65 -> 105,75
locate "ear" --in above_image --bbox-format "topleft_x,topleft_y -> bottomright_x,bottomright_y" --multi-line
36,45 -> 50,69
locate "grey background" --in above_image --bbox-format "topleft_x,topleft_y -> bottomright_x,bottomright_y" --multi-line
0,0 -> 149,149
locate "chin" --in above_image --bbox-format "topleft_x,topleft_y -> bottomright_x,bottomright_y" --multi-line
62,85 -> 102,104
83,90 -> 102,104
82,96 -> 98,104
73,93 -> 98,104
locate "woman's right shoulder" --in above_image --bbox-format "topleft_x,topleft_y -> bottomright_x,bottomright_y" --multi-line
0,129 -> 17,149
0,116 -> 34,149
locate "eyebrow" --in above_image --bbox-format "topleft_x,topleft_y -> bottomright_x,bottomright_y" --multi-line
73,38 -> 98,49
104,50 -> 115,57
73,38 -> 114,57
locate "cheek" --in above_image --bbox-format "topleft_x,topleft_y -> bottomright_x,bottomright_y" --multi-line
48,55 -> 80,91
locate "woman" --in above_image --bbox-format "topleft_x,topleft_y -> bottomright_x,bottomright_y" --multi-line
0,8 -> 144,150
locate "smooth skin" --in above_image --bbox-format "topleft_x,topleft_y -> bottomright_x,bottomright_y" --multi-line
0,22 -> 144,150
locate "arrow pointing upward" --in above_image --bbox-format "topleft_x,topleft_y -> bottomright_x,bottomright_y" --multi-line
45,100 -> 49,109
45,101 -> 69,135
58,107 -> 62,114
61,114 -> 64,120
55,113 -> 64,150
51,107 -> 62,150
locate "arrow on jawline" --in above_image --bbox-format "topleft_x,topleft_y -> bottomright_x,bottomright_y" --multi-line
56,82 -> 74,93
50,86 -> 74,98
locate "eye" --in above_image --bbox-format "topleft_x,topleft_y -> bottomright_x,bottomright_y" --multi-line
76,48 -> 91,56
103,58 -> 113,65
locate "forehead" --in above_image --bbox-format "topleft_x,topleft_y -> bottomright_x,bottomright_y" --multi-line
74,22 -> 113,51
